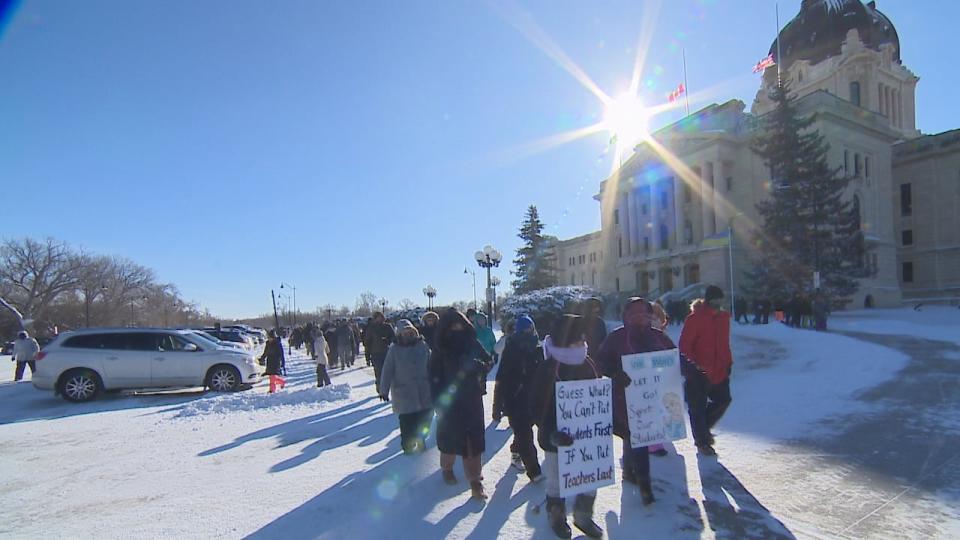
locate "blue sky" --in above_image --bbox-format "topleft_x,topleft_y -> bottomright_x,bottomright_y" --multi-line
2,0 -> 957,318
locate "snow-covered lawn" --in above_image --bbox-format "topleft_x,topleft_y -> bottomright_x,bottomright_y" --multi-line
0,309 -> 957,538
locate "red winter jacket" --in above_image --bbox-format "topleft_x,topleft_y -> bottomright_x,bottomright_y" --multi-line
679,301 -> 733,385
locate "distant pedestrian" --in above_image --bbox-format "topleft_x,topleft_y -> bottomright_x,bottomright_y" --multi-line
313,331 -> 332,387
12,331 -> 39,381
492,314 -> 543,482
259,329 -> 286,393
419,311 -> 440,350
531,314 -> 604,539
336,320 -> 355,368
379,319 -> 433,455
429,309 -> 493,500
475,313 -> 496,358
364,312 -> 396,392
734,296 -> 749,324
582,297 -> 607,359
680,285 -> 734,456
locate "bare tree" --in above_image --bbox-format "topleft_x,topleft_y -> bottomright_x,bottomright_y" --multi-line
398,298 -> 416,310
355,291 -> 378,317
0,238 -> 83,321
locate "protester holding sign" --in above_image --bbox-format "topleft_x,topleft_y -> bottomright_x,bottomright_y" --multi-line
492,314 -> 544,482
596,297 -> 676,506
679,285 -> 734,456
530,314 -> 605,539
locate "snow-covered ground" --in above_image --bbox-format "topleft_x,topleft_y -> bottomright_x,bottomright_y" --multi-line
1,308 -> 958,539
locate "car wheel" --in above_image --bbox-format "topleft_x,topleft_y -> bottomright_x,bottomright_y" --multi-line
59,369 -> 102,403
207,365 -> 241,392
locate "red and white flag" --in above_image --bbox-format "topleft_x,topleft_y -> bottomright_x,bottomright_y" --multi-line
753,54 -> 776,73
667,82 -> 686,103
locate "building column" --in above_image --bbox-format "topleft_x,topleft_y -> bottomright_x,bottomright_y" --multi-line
621,192 -> 632,257
632,188 -> 643,254
897,89 -> 904,129
650,181 -> 661,251
674,175 -> 684,248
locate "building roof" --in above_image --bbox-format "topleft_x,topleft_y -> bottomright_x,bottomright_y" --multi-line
893,128 -> 960,162
770,0 -> 900,71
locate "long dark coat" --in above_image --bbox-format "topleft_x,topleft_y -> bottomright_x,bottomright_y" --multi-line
429,336 -> 492,457
493,332 -> 541,419
530,355 -> 602,452
260,338 -> 286,376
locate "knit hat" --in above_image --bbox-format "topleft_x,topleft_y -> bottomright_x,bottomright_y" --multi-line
515,315 -> 535,334
396,319 -> 419,336
622,297 -> 653,327
17,331 -> 28,339
705,285 -> 725,302
420,311 -> 439,324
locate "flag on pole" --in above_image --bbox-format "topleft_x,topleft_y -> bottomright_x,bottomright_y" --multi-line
608,134 -> 618,146
753,53 -> 776,74
667,83 -> 686,103
701,229 -> 731,248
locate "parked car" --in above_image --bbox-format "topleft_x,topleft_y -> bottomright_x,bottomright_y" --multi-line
1,341 -> 13,355
201,328 -> 253,350
32,328 -> 262,402
188,330 -> 246,352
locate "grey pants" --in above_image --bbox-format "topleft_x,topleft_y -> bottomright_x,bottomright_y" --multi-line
543,451 -> 597,499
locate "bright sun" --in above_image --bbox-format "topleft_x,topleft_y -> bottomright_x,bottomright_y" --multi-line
604,92 -> 649,149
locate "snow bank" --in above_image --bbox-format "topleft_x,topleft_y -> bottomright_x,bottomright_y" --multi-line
830,306 -> 960,346
174,384 -> 351,418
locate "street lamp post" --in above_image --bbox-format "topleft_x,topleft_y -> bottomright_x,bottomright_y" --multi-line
490,276 -> 501,321
463,268 -> 477,309
280,282 -> 297,326
474,245 -> 503,319
422,285 -> 437,309
379,298 -> 388,315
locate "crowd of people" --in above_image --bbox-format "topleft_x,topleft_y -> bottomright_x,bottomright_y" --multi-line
258,285 -> 736,539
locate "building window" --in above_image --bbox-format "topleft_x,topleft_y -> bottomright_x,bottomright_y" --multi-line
684,220 -> 693,244
641,202 -> 648,215
615,278 -> 620,292
902,262 -> 914,283
618,237 -> 623,258
864,156 -> 870,178
844,150 -> 849,174
570,273 -> 575,285
581,272 -> 585,285
850,81 -> 861,106
725,177 -> 733,191
854,153 -> 861,177
643,236 -> 650,252
591,270 -> 596,286
900,184 -> 912,216
683,184 -> 692,203
614,209 -> 619,225
660,191 -> 668,210
902,230 -> 913,246
659,224 -> 669,250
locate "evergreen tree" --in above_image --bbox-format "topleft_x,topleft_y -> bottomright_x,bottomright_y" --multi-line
747,83 -> 870,306
511,205 -> 558,294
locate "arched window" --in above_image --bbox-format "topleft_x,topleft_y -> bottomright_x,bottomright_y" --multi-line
850,81 -> 861,106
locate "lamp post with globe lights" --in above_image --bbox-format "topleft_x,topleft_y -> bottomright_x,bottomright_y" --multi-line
422,285 -> 437,310
474,245 -> 503,320
490,276 -> 501,321
280,282 -> 297,326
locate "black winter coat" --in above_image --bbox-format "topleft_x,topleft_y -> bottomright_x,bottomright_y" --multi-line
429,339 -> 492,457
585,316 -> 608,358
364,322 -> 395,356
260,338 -> 286,376
530,355 -> 602,453
493,333 -> 541,420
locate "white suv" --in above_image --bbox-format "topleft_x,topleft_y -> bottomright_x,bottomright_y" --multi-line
32,328 -> 263,402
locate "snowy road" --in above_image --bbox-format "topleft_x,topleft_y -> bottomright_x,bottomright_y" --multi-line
2,310 -> 958,539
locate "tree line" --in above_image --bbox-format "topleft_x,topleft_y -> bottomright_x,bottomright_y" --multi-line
0,237 -> 216,338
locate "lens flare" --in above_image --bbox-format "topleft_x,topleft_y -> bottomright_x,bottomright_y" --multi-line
604,93 -> 650,152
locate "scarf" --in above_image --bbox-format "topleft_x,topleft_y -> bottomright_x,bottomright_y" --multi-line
542,335 -> 587,366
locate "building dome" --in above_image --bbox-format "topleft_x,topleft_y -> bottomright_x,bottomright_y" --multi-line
770,0 -> 900,70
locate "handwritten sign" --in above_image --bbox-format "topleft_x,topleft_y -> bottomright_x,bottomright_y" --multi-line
555,378 -> 615,497
621,349 -> 687,449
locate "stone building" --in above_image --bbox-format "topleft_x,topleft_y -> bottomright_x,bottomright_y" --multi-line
556,0 -> 960,308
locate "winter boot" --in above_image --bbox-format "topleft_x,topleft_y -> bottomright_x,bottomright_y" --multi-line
572,494 -> 604,538
697,444 -> 717,457
546,497 -> 572,539
639,478 -> 656,506
510,452 -> 526,473
470,480 -> 487,500
442,469 -> 458,485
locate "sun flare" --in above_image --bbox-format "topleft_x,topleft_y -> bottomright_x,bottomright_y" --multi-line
604,92 -> 650,151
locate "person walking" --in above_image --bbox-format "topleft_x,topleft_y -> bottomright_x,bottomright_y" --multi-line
379,319 -> 433,454
428,309 -> 493,500
474,313 -> 496,358
492,314 -> 543,482
364,312 -> 396,391
679,285 -> 734,456
313,329 -> 332,387
734,296 -> 749,324
12,331 -> 40,381
419,311 -> 440,350
531,314 -> 604,539
259,329 -> 287,393
647,302 -> 670,458
336,320 -> 355,368
596,298 -> 677,505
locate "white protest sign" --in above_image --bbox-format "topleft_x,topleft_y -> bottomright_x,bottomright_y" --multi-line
621,348 -> 687,449
555,378 -> 615,497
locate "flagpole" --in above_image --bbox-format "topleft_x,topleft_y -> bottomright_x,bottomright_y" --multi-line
682,48 -> 691,116
775,2 -> 782,87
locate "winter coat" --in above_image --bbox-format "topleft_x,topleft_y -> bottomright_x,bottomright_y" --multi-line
585,316 -> 608,358
379,338 -> 432,415
492,332 -> 541,419
475,326 -> 496,356
596,325 -> 677,439
679,300 -> 733,385
363,322 -> 395,356
530,354 -> 602,452
420,324 -> 438,350
13,337 -> 40,363
336,324 -> 354,350
259,338 -> 285,376
313,335 -> 331,366
429,338 -> 492,457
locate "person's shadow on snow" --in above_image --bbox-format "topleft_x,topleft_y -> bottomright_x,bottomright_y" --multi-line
696,455 -> 796,539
